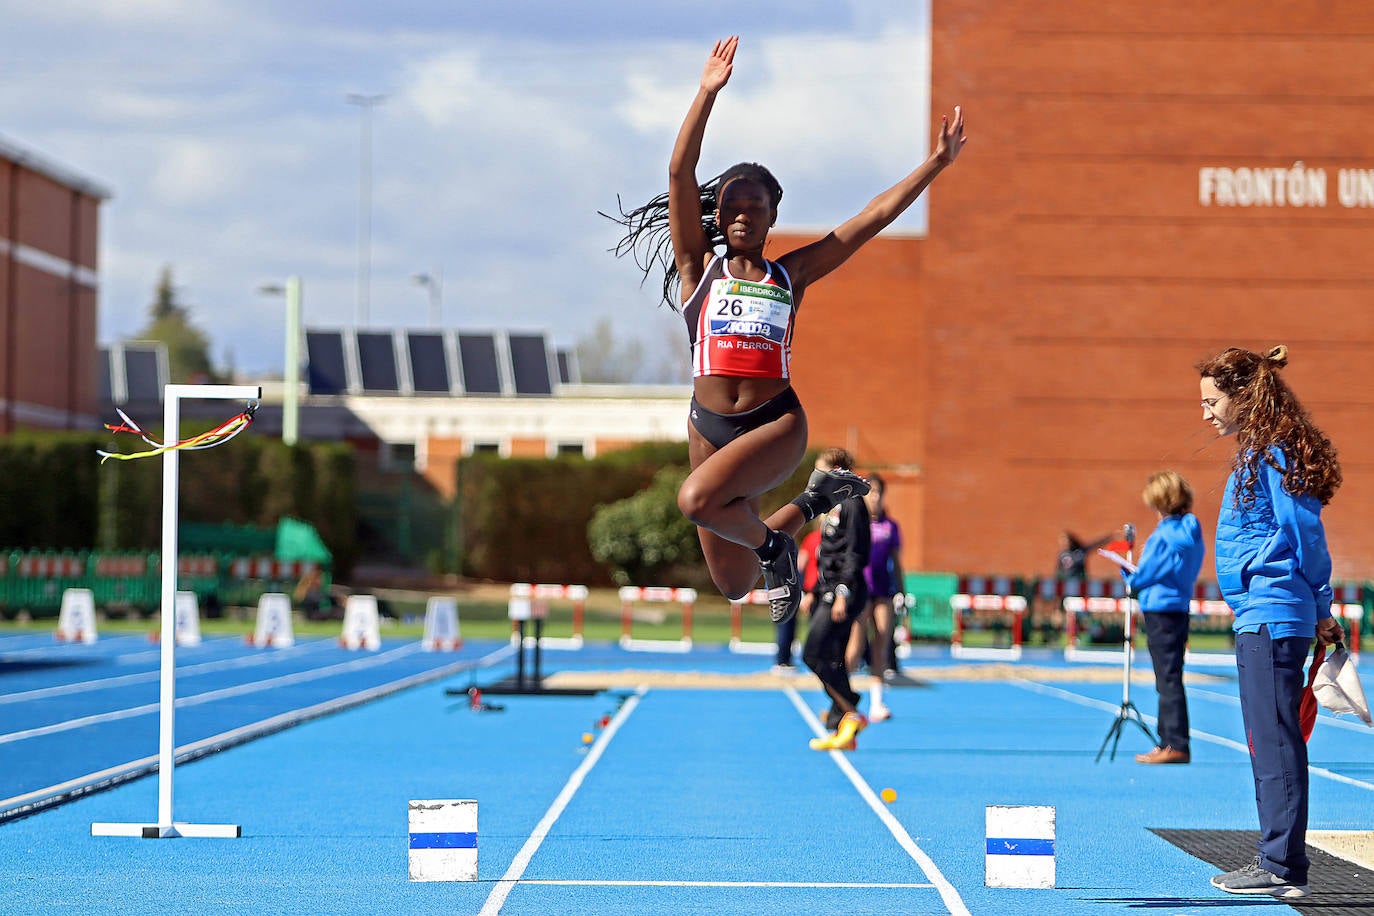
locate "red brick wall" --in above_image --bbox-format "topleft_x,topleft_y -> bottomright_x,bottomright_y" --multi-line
0,156 -> 101,432
784,2 -> 1374,582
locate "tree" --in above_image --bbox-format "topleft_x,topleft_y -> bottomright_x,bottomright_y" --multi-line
574,317 -> 645,383
137,266 -> 221,384
587,466 -> 704,586
574,314 -> 690,384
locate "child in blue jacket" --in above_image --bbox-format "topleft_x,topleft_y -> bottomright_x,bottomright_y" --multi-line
1199,345 -> 1343,900
1123,471 -> 1205,765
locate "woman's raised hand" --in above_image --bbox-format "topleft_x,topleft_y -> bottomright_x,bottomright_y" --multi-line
934,105 -> 967,165
701,36 -> 738,93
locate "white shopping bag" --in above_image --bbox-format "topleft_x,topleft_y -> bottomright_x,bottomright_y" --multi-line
1312,643 -> 1372,727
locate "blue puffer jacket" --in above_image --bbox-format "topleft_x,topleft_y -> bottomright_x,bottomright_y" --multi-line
1123,513 -> 1205,612
1215,446 -> 1333,636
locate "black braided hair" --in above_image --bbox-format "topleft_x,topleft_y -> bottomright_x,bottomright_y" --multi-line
601,162 -> 783,311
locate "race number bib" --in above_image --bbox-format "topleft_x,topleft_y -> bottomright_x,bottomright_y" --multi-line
707,278 -> 791,344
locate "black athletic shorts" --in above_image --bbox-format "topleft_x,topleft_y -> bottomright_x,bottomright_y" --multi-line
689,386 -> 801,450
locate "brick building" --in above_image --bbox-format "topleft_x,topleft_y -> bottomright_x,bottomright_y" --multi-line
0,136 -> 108,432
781,2 -> 1374,581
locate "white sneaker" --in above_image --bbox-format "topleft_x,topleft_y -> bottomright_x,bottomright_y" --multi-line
869,703 -> 892,722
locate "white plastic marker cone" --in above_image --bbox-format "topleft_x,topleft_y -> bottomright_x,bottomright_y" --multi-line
985,805 -> 1055,888
56,588 -> 98,644
409,800 -> 477,881
340,594 -> 382,651
173,590 -> 202,646
421,596 -> 461,651
248,592 -> 295,648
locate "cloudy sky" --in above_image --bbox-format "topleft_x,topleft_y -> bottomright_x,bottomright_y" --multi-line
1,0 -> 931,380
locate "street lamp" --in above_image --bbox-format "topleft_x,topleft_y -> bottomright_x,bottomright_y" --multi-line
412,271 -> 443,327
257,277 -> 302,446
346,92 -> 384,327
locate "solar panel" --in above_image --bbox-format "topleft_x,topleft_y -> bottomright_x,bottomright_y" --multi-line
556,349 -> 580,385
406,331 -> 451,394
356,331 -> 400,393
508,333 -> 553,396
123,346 -> 163,402
457,333 -> 503,395
305,331 -> 349,395
96,348 -> 112,402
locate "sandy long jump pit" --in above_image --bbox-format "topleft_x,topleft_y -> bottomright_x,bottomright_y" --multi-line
543,664 -> 1227,691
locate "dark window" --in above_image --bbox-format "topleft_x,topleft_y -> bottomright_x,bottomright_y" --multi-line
508,333 -> 553,396
407,331 -> 451,394
306,331 -> 349,395
556,349 -> 580,385
356,332 -> 400,393
97,348 -> 112,402
458,334 -> 503,395
123,347 -> 163,402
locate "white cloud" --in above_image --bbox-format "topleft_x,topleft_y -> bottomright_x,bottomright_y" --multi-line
0,0 -> 931,375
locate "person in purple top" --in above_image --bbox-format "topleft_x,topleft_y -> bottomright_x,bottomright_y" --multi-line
845,473 -> 903,721
1199,345 -> 1343,900
1121,470 -> 1205,766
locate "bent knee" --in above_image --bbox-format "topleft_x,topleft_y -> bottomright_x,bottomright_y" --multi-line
676,480 -> 713,525
713,572 -> 758,603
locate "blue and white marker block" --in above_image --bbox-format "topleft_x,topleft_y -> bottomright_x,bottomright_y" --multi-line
985,805 -> 1055,888
408,799 -> 477,882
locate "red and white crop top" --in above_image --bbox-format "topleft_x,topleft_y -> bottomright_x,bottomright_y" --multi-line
682,255 -> 797,379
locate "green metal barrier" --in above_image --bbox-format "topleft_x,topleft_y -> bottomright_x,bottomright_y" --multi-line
902,571 -> 958,640
0,549 -> 331,620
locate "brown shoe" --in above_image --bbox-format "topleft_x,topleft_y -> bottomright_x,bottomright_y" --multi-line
1135,745 -> 1190,765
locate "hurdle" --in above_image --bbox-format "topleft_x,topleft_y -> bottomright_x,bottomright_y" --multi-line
1335,582 -> 1365,663
1062,596 -> 1136,663
1180,595 -> 1237,667
949,576 -> 1026,661
728,589 -> 778,655
618,586 -> 695,652
92,382 -> 258,840
451,583 -> 597,696
508,583 -> 588,650
951,593 -> 1026,661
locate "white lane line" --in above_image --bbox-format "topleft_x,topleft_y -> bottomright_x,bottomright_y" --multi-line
0,638 -> 335,704
783,686 -> 972,916
0,645 -> 514,819
520,880 -> 936,888
0,642 -> 432,745
1010,678 -> 1374,792
479,686 -> 646,916
111,636 -> 336,666
0,635 -> 147,658
1189,685 -> 1374,735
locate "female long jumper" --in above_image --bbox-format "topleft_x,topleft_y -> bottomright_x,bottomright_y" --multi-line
610,36 -> 965,622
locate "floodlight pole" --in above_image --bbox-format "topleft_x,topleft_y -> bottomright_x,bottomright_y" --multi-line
283,277 -> 301,447
92,383 -> 261,839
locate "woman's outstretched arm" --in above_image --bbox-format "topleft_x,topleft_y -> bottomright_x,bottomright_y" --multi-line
782,105 -> 967,295
668,36 -> 737,297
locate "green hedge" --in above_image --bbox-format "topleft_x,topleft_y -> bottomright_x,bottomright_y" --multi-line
456,443 -> 817,588
0,431 -> 357,575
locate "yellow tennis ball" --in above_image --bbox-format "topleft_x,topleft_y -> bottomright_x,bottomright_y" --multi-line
581,732 -> 594,744
880,787 -> 897,803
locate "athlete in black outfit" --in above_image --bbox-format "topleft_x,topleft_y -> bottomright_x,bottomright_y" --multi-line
802,448 -> 872,751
